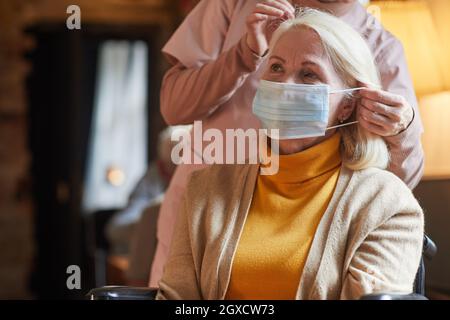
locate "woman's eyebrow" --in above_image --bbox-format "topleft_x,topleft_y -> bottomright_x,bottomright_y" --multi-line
302,60 -> 326,73
302,61 -> 320,67
268,55 -> 286,63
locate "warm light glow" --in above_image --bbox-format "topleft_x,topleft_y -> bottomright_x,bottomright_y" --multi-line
427,0 -> 450,90
106,166 -> 126,187
419,92 -> 450,179
372,0 -> 446,96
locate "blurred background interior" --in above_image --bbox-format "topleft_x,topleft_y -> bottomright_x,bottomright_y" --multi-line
0,0 -> 449,299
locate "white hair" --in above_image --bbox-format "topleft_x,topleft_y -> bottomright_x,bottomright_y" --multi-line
269,8 -> 390,170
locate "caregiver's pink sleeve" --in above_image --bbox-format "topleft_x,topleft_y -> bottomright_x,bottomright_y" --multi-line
374,36 -> 424,189
160,0 -> 265,125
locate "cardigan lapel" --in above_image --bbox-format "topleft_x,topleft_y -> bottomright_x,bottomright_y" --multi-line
295,166 -> 354,299
217,164 -> 260,299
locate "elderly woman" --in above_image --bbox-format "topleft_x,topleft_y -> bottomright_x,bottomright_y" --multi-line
156,9 -> 423,300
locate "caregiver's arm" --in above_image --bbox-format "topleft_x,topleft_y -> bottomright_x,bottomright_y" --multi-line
160,0 -> 294,125
358,39 -> 424,189
161,39 -> 264,125
156,197 -> 201,300
340,208 -> 424,300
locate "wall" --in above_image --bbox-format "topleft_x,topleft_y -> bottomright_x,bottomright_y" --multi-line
428,0 -> 450,90
414,180 -> 450,292
0,0 -> 34,299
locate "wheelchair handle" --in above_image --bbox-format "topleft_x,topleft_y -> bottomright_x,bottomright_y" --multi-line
423,235 -> 437,260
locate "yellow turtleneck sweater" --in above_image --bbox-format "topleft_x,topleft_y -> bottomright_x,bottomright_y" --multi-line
225,133 -> 342,300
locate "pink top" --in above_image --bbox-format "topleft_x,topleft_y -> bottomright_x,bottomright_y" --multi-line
149,0 -> 424,287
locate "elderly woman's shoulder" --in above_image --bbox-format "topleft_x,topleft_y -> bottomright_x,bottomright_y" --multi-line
350,167 -> 419,205
186,163 -> 254,195
345,167 -> 423,234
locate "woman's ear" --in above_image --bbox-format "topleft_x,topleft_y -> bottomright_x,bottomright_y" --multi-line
339,95 -> 357,121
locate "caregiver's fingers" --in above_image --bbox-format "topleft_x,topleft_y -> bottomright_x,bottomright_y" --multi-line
359,87 -> 406,107
254,3 -> 285,18
358,114 -> 391,136
264,0 -> 296,17
255,1 -> 295,19
360,97 -> 402,122
247,12 -> 270,24
359,105 -> 394,129
273,0 -> 296,15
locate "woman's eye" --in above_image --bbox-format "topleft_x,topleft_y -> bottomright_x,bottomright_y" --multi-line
270,63 -> 284,73
299,70 -> 319,81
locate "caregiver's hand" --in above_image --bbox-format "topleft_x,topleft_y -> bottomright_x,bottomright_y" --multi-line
357,87 -> 414,137
246,0 -> 295,57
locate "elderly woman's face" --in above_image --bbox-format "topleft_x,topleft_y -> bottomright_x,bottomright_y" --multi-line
262,27 -> 348,127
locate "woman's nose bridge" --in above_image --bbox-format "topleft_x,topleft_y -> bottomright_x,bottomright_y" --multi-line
279,66 -> 305,84
281,72 -> 299,84
283,77 -> 306,85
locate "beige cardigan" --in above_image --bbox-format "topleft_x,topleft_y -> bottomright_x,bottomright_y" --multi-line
156,164 -> 424,300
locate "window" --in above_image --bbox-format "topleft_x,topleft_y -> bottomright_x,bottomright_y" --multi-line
83,41 -> 148,213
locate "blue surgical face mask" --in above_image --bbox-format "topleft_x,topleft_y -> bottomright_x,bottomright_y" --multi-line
252,80 -> 362,140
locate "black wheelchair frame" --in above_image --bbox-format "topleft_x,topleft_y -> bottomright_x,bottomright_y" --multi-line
87,235 -> 437,300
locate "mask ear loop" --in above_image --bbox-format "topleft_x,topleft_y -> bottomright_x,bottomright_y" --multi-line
326,87 -> 364,130
326,120 -> 359,131
329,87 -> 365,94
